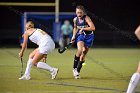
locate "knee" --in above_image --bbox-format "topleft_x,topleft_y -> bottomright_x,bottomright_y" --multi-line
83,50 -> 88,54
29,53 -> 34,59
32,61 -> 38,66
82,49 -> 88,56
135,30 -> 139,36
135,26 -> 140,35
80,56 -> 84,61
80,50 -> 88,61
80,53 -> 86,61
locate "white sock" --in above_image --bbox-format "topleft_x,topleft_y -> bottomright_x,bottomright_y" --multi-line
24,58 -> 33,76
126,73 -> 140,93
37,62 -> 54,72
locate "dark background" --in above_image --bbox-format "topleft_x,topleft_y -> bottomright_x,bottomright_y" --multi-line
0,0 -> 140,47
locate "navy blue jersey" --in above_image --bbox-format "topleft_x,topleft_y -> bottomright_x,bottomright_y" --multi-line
76,15 -> 93,35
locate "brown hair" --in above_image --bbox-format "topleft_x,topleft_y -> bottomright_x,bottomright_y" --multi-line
76,5 -> 86,14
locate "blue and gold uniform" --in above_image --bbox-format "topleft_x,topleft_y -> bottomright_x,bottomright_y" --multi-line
76,15 -> 94,48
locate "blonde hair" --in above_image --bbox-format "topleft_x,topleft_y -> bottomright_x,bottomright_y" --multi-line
26,21 -> 34,29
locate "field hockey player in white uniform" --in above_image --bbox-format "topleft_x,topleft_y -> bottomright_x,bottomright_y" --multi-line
19,21 -> 59,80
126,25 -> 140,93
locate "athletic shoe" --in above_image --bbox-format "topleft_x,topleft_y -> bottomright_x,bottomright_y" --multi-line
51,68 -> 59,79
19,75 -> 31,80
75,74 -> 80,79
73,68 -> 80,79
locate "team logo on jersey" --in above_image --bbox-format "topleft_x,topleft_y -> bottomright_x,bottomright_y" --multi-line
77,25 -> 88,29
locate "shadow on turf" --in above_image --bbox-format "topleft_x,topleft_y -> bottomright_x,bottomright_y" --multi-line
56,76 -> 102,80
47,82 -> 140,93
47,82 -> 126,93
56,76 -> 128,81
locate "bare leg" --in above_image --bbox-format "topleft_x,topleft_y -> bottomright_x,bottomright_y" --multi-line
77,46 -> 88,73
80,46 -> 89,61
136,62 -> 140,73
76,41 -> 85,57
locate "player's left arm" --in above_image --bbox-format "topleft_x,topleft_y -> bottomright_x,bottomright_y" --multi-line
82,16 -> 95,31
19,31 -> 28,58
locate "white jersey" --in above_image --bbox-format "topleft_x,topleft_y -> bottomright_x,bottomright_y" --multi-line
29,29 -> 51,45
29,28 -> 55,54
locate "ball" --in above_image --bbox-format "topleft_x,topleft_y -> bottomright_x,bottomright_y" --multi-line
82,63 -> 86,66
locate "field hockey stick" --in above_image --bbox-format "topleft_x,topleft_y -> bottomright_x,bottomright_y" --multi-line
58,33 -> 81,54
58,42 -> 73,54
20,58 -> 24,76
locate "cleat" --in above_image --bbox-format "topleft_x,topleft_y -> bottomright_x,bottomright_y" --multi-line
51,68 -> 59,79
73,68 -> 80,79
19,75 -> 31,80
75,75 -> 80,79
75,74 -> 80,79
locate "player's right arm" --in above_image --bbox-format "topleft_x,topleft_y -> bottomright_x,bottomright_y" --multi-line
135,25 -> 140,40
19,31 -> 28,58
71,17 -> 77,42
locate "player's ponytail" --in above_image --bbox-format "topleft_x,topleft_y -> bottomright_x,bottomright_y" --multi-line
26,21 -> 34,29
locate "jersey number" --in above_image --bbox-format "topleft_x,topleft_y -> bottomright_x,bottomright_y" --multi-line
39,30 -> 46,35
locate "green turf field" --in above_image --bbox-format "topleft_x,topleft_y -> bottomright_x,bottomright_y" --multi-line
0,48 -> 140,93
